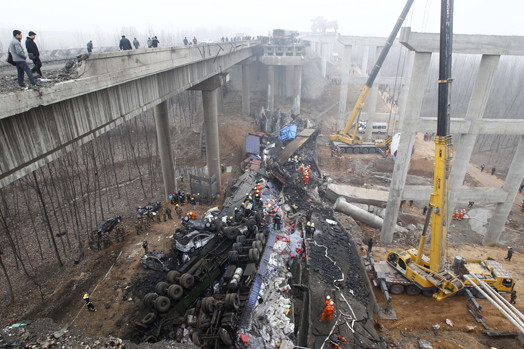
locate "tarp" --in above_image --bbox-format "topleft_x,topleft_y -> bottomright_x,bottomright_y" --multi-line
278,124 -> 297,141
245,134 -> 261,154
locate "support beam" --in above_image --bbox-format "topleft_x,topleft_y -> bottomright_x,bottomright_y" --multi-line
217,86 -> 224,115
267,65 -> 275,112
202,89 -> 222,189
292,65 -> 302,115
241,64 -> 250,115
361,46 -> 370,76
320,43 -> 328,78
381,52 -> 431,243
448,55 -> 500,223
364,47 -> 382,141
485,135 -> 524,242
338,45 -> 352,130
154,101 -> 176,199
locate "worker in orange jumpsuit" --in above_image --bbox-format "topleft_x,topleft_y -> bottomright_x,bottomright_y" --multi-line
306,165 -> 311,174
458,209 -> 466,220
299,164 -> 304,174
321,300 -> 334,321
453,210 -> 459,220
188,211 -> 196,220
304,173 -> 309,185
329,335 -> 346,349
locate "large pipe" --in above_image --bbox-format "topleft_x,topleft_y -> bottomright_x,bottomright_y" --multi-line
463,275 -> 524,334
334,197 -> 407,233
471,274 -> 524,324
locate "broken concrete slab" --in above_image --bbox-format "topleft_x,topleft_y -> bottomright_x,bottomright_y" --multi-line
326,183 -> 389,206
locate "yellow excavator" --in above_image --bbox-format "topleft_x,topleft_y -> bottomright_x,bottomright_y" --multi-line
330,0 -> 414,154
370,0 -> 515,302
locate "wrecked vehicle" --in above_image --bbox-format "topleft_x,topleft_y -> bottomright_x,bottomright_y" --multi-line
174,230 -> 217,254
140,251 -> 171,271
96,215 -> 121,233
136,201 -> 161,217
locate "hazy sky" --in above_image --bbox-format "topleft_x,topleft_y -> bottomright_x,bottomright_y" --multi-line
2,0 -> 524,49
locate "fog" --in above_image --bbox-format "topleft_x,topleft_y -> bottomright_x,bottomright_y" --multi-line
2,0 -> 524,51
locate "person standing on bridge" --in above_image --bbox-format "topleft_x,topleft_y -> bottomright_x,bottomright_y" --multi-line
25,31 -> 42,78
491,167 -> 496,176
119,35 -> 132,50
9,30 -> 39,88
87,40 -> 93,53
183,37 -> 189,45
152,36 -> 159,48
193,36 -> 198,45
133,37 -> 140,49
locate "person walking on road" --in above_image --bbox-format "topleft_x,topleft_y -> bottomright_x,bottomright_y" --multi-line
505,247 -> 513,261
142,240 -> 148,254
9,30 -> 40,88
510,290 -> 517,304
480,164 -> 485,172
133,37 -> 140,49
119,35 -> 132,50
491,167 -> 496,176
367,238 -> 373,253
25,31 -> 42,77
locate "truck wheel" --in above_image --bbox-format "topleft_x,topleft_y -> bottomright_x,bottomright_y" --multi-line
215,219 -> 224,233
143,293 -> 158,307
225,293 -> 240,311
202,297 -> 216,314
219,327 -> 233,346
256,233 -> 266,244
167,284 -> 184,300
252,240 -> 263,253
248,248 -> 260,262
362,148 -> 369,154
369,147 -> 376,154
232,242 -> 244,253
155,281 -> 169,295
228,250 -> 239,263
154,296 -> 171,313
353,147 -> 360,154
236,235 -> 246,244
255,212 -> 263,224
180,273 -> 195,289
167,270 -> 181,284
141,312 -> 157,325
346,148 -> 352,154
192,331 -> 202,347
422,290 -> 435,297
247,219 -> 256,232
406,285 -> 421,296
224,227 -> 239,240
389,284 -> 405,295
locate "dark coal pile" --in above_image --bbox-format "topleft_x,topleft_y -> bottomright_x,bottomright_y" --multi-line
132,272 -> 169,300
309,244 -> 343,285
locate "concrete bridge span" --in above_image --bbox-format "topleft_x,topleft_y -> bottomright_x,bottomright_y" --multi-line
0,41 -> 258,189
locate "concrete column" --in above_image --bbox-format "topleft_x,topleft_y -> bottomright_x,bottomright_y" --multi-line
217,86 -> 224,115
320,43 -> 328,78
338,44 -> 352,130
485,135 -> 524,242
381,52 -> 432,243
241,64 -> 250,115
364,46 -> 382,141
202,89 -> 222,189
361,46 -> 369,76
292,65 -> 302,115
285,66 -> 295,97
267,65 -> 275,112
154,101 -> 176,199
448,55 -> 500,223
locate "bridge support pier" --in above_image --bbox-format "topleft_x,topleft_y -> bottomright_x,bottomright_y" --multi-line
292,65 -> 302,115
267,65 -> 275,112
154,101 -> 176,199
191,74 -> 229,191
242,63 -> 250,115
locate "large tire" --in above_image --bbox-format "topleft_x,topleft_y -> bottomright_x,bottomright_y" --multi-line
353,147 -> 360,154
219,327 -> 233,346
154,296 -> 171,313
224,293 -> 240,311
247,219 -> 256,232
248,248 -> 260,262
422,290 -> 435,297
155,281 -> 169,295
215,219 -> 224,233
202,297 -> 216,314
180,273 -> 195,289
224,227 -> 239,240
192,331 -> 202,347
228,250 -> 239,263
141,312 -> 157,325
252,240 -> 263,253
389,284 -> 405,295
232,242 -> 244,253
167,284 -> 184,300
236,235 -> 246,244
362,148 -> 369,154
143,293 -> 158,307
406,285 -> 421,296
167,270 -> 181,284
369,147 -> 376,154
255,212 -> 263,224
256,232 -> 266,244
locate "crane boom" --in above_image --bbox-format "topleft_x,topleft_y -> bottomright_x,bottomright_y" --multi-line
331,0 -> 414,144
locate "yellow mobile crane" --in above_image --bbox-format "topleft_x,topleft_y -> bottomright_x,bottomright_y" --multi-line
370,0 -> 515,302
330,0 -> 414,154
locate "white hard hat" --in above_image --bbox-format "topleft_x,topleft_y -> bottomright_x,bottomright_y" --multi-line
326,295 -> 331,299
329,300 -> 334,305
